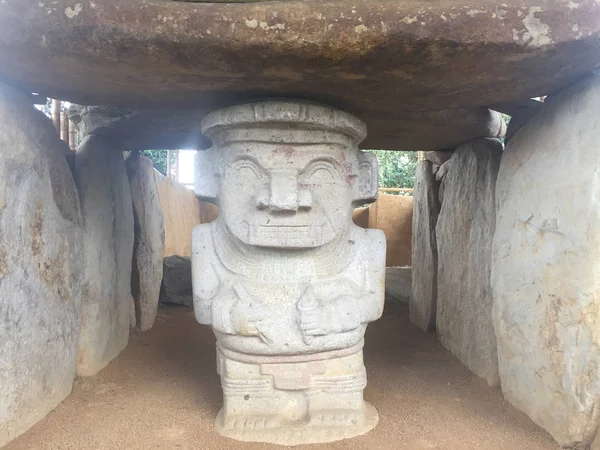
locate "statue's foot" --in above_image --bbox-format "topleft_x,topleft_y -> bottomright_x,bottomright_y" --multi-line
309,409 -> 365,427
215,402 -> 378,445
222,414 -> 280,431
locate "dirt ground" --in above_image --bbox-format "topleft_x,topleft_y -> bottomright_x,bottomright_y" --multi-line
7,302 -> 559,450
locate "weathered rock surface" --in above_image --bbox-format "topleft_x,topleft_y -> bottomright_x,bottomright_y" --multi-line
68,105 -> 211,151
385,267 -> 412,304
492,74 -> 600,448
0,82 -> 83,446
126,153 -> 165,331
2,1 -> 598,147
74,135 -> 134,376
155,172 -> 218,258
67,104 -> 504,151
160,256 -> 193,307
410,161 -> 439,332
436,138 -> 502,386
424,150 -> 454,166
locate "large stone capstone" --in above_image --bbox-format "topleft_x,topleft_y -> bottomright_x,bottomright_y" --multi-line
74,135 -> 134,376
436,138 -> 502,387
0,82 -> 83,446
192,100 -> 386,444
3,1 -> 598,148
126,153 -> 165,331
66,104 -> 504,152
492,74 -> 600,448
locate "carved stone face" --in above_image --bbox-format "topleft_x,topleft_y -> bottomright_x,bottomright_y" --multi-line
196,101 -> 377,249
219,143 -> 357,248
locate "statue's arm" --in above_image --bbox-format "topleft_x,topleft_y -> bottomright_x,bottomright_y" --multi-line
191,224 -> 221,326
191,225 -> 265,336
299,229 -> 386,337
330,229 -> 386,331
356,228 -> 387,323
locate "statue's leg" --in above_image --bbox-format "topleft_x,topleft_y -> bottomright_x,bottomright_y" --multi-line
214,346 -> 378,444
215,346 -> 303,433
308,349 -> 376,427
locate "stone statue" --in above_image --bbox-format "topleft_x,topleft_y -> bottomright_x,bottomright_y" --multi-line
192,100 -> 386,445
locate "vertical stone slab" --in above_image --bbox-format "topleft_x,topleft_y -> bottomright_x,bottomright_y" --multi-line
126,153 -> 165,331
492,75 -> 600,448
410,161 -> 440,332
0,82 -> 83,446
74,135 -> 134,376
436,138 -> 502,386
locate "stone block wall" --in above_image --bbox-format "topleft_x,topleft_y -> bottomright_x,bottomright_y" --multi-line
353,194 -> 413,267
155,172 -> 218,257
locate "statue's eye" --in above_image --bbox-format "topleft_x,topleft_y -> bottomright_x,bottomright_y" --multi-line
303,162 -> 337,184
230,160 -> 264,181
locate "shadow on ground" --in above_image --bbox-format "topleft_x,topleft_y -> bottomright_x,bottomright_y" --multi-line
7,301 -> 558,450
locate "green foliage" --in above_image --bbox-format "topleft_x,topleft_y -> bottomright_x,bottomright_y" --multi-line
367,150 -> 418,191
140,150 -> 173,176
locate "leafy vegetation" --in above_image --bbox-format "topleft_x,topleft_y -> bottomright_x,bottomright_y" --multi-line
140,150 -> 174,176
367,150 -> 418,191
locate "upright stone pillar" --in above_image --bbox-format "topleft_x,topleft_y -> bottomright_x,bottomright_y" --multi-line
192,101 -> 386,445
410,160 -> 440,332
0,81 -> 83,447
436,138 -> 502,387
74,135 -> 134,376
492,75 -> 600,448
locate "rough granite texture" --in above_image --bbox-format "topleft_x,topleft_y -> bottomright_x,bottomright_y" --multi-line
410,161 -> 440,333
0,81 -> 83,447
126,153 -> 165,331
492,75 -> 600,448
436,138 -> 502,387
67,104 -> 504,152
2,0 -> 597,147
74,135 -> 134,376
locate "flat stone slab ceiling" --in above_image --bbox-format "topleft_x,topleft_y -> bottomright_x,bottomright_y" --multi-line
1,0 -> 599,148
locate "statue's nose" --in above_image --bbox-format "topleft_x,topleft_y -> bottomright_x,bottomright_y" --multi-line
267,173 -> 299,212
255,172 -> 313,212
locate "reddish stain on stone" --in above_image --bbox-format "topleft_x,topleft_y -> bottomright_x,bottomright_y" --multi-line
274,146 -> 297,158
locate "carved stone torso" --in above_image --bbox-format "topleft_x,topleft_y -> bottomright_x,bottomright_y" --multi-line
194,219 -> 384,355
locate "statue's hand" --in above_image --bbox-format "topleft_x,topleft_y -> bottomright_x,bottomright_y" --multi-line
232,284 -> 272,343
297,287 -> 331,343
297,289 -> 363,342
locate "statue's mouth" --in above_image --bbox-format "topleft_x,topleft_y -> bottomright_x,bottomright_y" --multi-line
239,221 -> 332,247
258,224 -> 311,228
251,223 -> 315,240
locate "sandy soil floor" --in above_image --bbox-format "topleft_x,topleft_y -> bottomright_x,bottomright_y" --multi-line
7,302 -> 559,450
